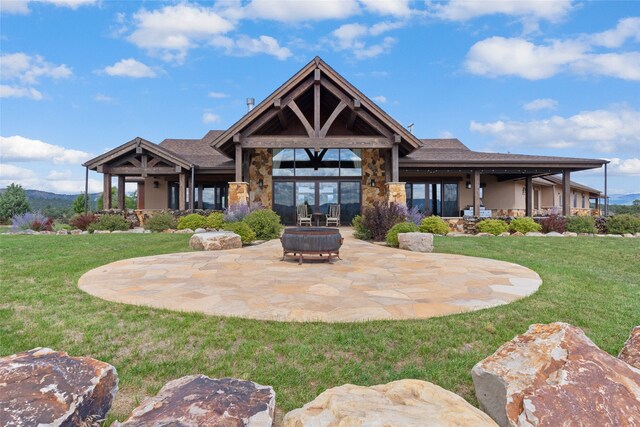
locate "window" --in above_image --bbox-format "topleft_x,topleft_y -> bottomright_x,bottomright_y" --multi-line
272,148 -> 362,177
573,192 -> 577,207
581,193 -> 585,208
406,182 -> 458,217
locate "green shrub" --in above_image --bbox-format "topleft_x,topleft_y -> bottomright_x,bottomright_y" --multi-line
206,212 -> 225,230
177,213 -> 208,230
509,217 -> 541,234
243,209 -> 282,240
606,214 -> 640,234
88,214 -> 130,233
352,215 -> 372,240
144,212 -> 177,233
52,221 -> 72,232
385,221 -> 420,247
419,215 -> 449,235
476,219 -> 509,236
566,216 -> 596,234
223,221 -> 256,244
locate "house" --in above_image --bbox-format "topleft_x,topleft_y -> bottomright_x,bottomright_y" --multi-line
83,57 -> 607,224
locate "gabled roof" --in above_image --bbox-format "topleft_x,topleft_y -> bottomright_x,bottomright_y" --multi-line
420,138 -> 470,151
160,138 -> 233,169
208,56 -> 423,156
83,137 -> 193,170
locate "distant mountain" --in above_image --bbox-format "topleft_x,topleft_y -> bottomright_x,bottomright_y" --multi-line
608,193 -> 640,205
0,189 -> 100,211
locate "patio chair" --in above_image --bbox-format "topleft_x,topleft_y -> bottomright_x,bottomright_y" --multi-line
297,204 -> 312,226
326,204 -> 340,226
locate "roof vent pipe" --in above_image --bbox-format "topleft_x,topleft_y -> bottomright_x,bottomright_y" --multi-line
246,97 -> 255,112
407,123 -> 414,134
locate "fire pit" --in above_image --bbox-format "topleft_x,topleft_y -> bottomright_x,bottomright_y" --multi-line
281,227 -> 343,265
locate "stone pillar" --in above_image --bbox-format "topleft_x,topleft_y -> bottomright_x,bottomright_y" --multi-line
229,182 -> 250,209
385,182 -> 406,206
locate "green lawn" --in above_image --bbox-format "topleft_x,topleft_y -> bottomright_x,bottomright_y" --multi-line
1,234 -> 638,423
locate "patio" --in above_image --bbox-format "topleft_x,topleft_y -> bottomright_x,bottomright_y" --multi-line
78,231 -> 541,322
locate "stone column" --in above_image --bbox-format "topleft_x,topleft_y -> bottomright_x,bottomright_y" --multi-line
385,182 -> 406,206
229,182 -> 250,209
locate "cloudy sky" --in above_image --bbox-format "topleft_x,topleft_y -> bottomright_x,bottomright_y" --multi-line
1,0 -> 639,195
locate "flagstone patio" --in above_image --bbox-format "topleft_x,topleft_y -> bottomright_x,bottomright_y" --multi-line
78,231 -> 542,322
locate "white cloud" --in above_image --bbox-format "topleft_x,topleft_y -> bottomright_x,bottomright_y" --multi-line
0,135 -> 93,164
202,112 -> 221,124
0,1 -> 30,14
371,95 -> 387,103
208,91 -> 228,99
38,0 -> 96,9
523,98 -> 558,111
0,163 -> 102,193
47,169 -> 73,180
210,35 -> 292,60
331,21 -> 400,59
1,0 -> 96,14
470,107 -> 640,154
244,0 -> 360,22
102,58 -> 157,78
465,18 -> 640,81
359,0 -> 411,17
94,93 -> 115,103
607,158 -> 640,175
0,84 -> 43,100
1,52 -> 72,84
128,3 -> 234,64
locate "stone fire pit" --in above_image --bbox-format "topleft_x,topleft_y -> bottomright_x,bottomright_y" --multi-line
281,227 -> 343,264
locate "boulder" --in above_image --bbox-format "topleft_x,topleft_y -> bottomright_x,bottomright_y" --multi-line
498,232 -> 511,237
511,231 -> 524,237
545,232 -> 564,237
56,230 -> 69,235
619,325 -> 640,369
398,232 -> 433,253
93,230 -> 111,234
623,233 -> 635,238
194,227 -> 207,234
189,231 -> 242,251
562,231 -> 577,237
472,322 -> 640,427
0,348 -> 118,426
117,375 -> 275,427
70,229 -> 82,235
283,379 -> 497,427
175,228 -> 194,234
525,232 -> 544,237
476,232 -> 495,237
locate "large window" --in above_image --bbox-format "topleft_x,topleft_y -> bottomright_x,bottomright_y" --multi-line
273,148 -> 362,177
406,182 -> 459,217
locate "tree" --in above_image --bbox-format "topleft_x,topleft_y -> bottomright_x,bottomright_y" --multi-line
97,187 -> 136,210
72,194 -> 88,214
634,199 -> 640,206
0,183 -> 31,222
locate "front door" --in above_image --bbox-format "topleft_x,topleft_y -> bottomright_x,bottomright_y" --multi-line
274,180 -> 360,225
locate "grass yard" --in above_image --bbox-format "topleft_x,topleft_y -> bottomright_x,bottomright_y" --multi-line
1,234 -> 639,423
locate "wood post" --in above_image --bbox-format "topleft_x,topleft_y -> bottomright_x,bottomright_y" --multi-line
137,182 -> 145,209
562,169 -> 571,216
235,143 -> 242,182
117,175 -> 125,210
314,72 -> 320,137
391,144 -> 399,182
179,172 -> 186,210
103,173 -> 112,210
472,169 -> 481,217
525,176 -> 533,216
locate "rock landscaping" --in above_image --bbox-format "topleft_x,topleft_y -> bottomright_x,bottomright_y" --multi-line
3,323 -> 638,426
189,231 -> 242,251
398,232 -> 433,252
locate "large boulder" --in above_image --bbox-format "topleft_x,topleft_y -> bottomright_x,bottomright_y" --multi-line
189,231 -> 242,251
619,325 -> 640,369
116,375 -> 275,426
0,347 -> 118,426
398,232 -> 433,253
283,379 -> 497,427
472,322 -> 640,427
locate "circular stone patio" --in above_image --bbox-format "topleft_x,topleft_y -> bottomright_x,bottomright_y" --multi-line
78,231 -> 541,322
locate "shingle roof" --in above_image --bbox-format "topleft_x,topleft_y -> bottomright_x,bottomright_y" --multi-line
159,137 -> 233,169
536,175 -> 601,194
419,138 -> 469,151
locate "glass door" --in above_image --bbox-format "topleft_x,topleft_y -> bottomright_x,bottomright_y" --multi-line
274,182 -> 295,225
319,182 -> 338,214
339,181 -> 360,224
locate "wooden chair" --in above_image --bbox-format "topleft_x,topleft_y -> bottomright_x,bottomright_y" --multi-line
297,204 -> 312,226
326,204 -> 340,226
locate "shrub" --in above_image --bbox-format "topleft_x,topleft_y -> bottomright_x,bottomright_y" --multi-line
243,209 -> 282,240
509,217 -> 541,234
0,183 -> 30,222
476,219 -> 509,236
88,214 -> 131,233
224,204 -> 254,223
352,215 -> 372,240
385,222 -> 419,247
223,221 -> 256,244
361,202 -> 407,241
419,215 -> 449,235
177,213 -> 208,230
606,214 -> 640,234
595,216 -> 608,234
70,213 -> 97,231
566,216 -> 596,234
206,212 -> 225,230
52,221 -> 72,232
406,206 -> 424,226
540,214 -> 566,233
144,212 -> 177,233
11,212 -> 53,232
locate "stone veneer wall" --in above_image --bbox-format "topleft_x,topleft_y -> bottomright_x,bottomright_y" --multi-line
361,148 -> 386,209
249,148 -> 273,209
229,182 -> 250,208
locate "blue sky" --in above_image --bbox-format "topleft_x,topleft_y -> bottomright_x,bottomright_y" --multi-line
1,0 -> 639,195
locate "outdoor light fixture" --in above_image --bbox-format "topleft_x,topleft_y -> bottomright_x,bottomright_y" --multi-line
370,179 -> 376,187
522,187 -> 526,195
466,181 -> 471,189
153,180 -> 159,189
258,178 -> 264,188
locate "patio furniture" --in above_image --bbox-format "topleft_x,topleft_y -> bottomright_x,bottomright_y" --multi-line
326,204 -> 340,226
297,204 -> 312,226
281,227 -> 343,265
312,212 -> 325,226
